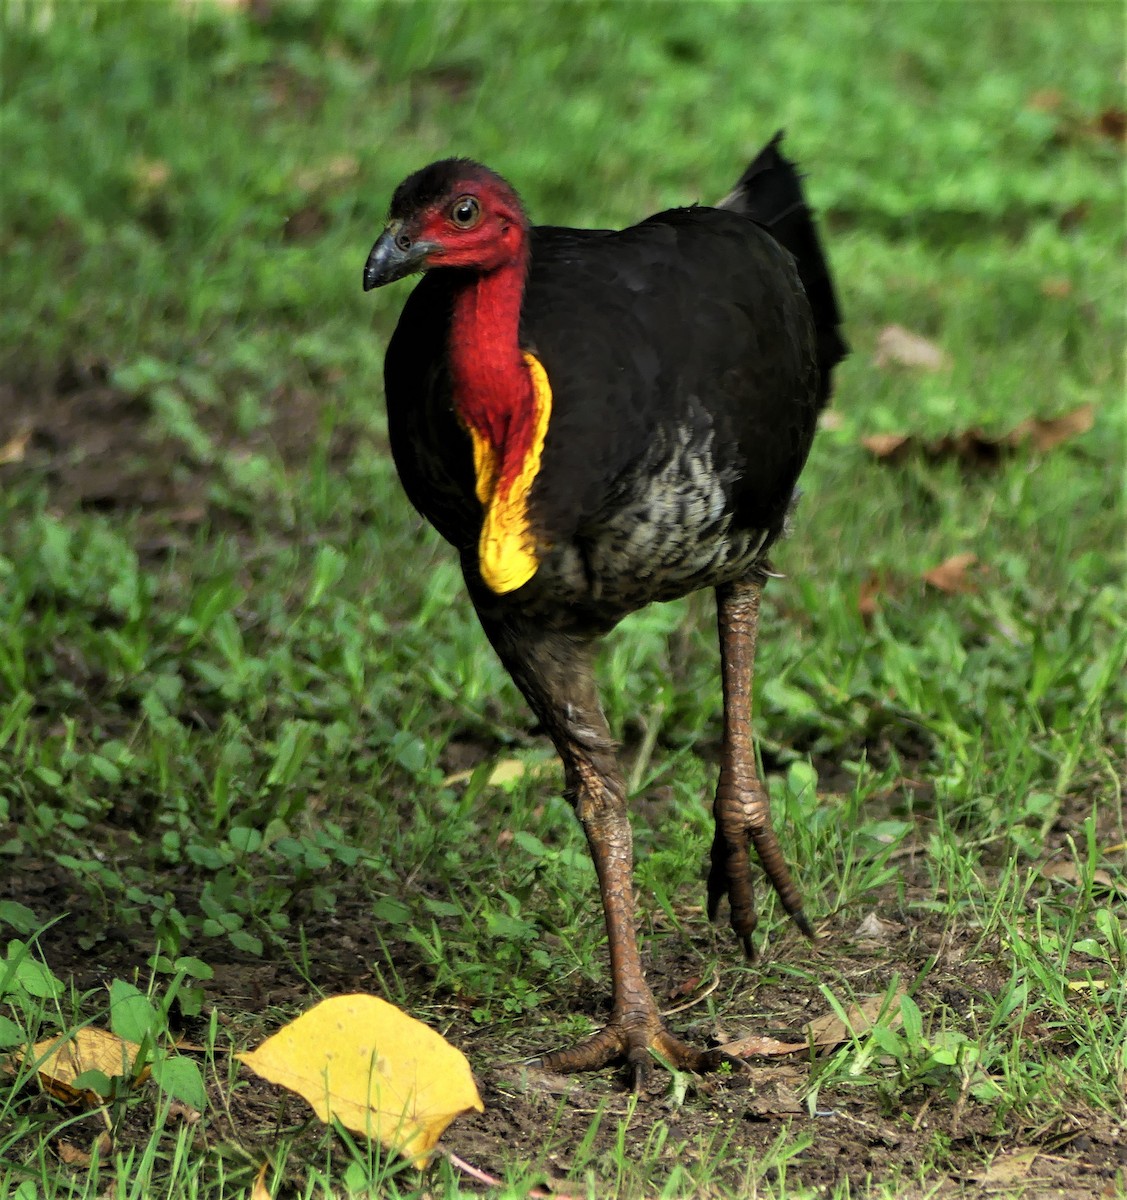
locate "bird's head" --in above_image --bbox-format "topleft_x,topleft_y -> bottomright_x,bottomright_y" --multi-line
362,159 -> 529,291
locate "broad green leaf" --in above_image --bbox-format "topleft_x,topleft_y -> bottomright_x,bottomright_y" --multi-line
151,1054 -> 207,1112
109,979 -> 159,1045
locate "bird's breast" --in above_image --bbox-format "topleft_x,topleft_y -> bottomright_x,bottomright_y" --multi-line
521,425 -> 770,625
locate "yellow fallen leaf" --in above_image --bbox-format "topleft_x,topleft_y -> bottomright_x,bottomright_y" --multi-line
238,994 -> 483,1167
250,1162 -> 273,1200
29,1028 -> 146,1106
1067,978 -> 1108,992
443,755 -> 553,791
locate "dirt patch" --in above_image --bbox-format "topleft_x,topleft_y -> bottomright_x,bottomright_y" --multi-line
0,361 -> 359,549
5,845 -> 1124,1197
3,375 -> 1124,1197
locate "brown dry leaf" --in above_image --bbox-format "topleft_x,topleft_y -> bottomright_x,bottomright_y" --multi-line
130,157 -> 171,193
238,994 -> 483,1167
745,1082 -> 805,1118
1026,88 -> 1065,114
29,1028 -> 146,1106
873,325 -> 949,371
858,571 -> 896,620
723,992 -> 906,1058
167,1099 -> 202,1124
1007,403 -> 1094,452
667,975 -> 702,1001
56,1140 -> 94,1167
859,433 -> 911,460
970,1146 -> 1040,1185
293,154 -> 360,195
803,991 -> 906,1049
58,1130 -> 113,1163
250,1162 -> 273,1200
922,553 -> 978,594
853,912 -> 901,943
1039,277 -> 1073,299
0,428 -> 32,465
860,404 -> 1092,468
1095,107 -> 1127,143
1042,859 -> 1127,897
718,1033 -> 808,1058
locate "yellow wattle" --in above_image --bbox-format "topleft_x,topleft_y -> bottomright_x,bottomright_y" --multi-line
465,351 -> 552,594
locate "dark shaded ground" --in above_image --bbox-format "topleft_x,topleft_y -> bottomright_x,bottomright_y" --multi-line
2,380 -> 1124,1198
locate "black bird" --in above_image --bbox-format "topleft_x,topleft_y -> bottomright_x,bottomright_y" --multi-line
363,133 -> 846,1082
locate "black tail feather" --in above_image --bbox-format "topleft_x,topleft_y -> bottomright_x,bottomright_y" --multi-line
720,131 -> 847,408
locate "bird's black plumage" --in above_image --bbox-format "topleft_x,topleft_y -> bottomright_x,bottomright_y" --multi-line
384,138 -> 844,631
367,134 -> 846,1080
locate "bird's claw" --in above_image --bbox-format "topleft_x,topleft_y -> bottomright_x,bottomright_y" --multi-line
529,1015 -> 739,1090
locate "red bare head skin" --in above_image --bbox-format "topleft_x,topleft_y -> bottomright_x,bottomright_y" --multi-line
369,159 -> 536,464
389,160 -> 530,274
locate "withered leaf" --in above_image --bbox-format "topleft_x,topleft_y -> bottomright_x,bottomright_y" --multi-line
860,404 -> 1093,467
718,1033 -> 808,1058
922,553 -> 978,594
0,428 -> 32,465
1008,403 -> 1094,452
802,991 -> 906,1048
56,1140 -> 94,1167
873,325 -> 949,371
251,1162 -> 273,1200
859,433 -> 910,460
721,991 -> 907,1059
1095,107 -> 1126,143
28,1028 -> 147,1107
858,571 -> 895,620
1026,88 -> 1064,114
968,1147 -> 1040,1185
853,912 -> 901,943
1039,277 -> 1072,299
1042,859 -> 1127,897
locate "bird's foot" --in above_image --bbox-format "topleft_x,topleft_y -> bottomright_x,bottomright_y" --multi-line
708,785 -> 813,958
528,1011 -> 738,1090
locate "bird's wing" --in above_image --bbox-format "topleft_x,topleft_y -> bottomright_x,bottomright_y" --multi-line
521,209 -> 819,547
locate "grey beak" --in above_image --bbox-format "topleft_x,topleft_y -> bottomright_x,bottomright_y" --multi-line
362,228 -> 435,291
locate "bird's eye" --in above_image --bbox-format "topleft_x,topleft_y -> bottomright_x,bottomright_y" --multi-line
450,196 -> 481,228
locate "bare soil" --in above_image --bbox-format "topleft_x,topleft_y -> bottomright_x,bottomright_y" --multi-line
2,379 -> 1123,1198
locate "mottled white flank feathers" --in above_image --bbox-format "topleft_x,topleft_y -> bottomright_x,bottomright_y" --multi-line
549,425 -> 770,608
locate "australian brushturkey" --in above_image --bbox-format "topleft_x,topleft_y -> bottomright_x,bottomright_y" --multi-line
363,133 -> 846,1083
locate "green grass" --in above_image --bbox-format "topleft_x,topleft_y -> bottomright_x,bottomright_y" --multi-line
1,1 -> 1124,1197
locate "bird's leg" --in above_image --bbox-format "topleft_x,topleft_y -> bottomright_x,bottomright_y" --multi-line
708,578 -> 812,957
475,611 -> 728,1085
